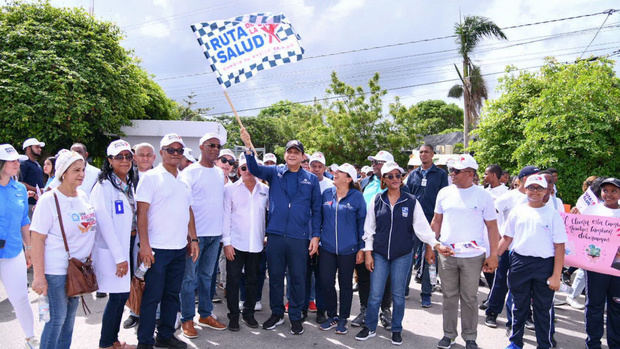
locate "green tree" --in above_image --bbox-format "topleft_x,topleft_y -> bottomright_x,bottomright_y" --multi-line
0,1 -> 178,158
471,58 -> 620,204
448,15 -> 507,148
389,98 -> 463,145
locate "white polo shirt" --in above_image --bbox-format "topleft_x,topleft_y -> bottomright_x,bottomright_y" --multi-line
135,165 -> 191,250
222,179 -> 269,253
435,184 -> 497,258
179,162 -> 225,237
504,203 -> 567,258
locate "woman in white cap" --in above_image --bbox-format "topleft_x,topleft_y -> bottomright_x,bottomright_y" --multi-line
30,150 -> 97,349
318,163 -> 366,335
91,140 -> 137,349
355,161 -> 450,345
0,144 -> 38,348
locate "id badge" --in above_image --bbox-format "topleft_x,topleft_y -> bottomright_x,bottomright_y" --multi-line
114,200 -> 124,214
421,178 -> 427,187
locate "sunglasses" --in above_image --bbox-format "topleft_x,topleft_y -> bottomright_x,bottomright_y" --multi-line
449,168 -> 471,175
301,159 -> 309,163
219,157 -> 235,165
526,186 -> 546,192
372,160 -> 386,166
383,173 -> 402,180
163,147 -> 184,155
109,154 -> 133,161
240,166 -> 247,171
205,143 -> 222,149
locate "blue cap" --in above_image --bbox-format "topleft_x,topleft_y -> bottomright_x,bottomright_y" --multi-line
518,165 -> 540,179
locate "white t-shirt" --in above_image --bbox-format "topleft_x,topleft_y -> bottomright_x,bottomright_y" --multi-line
179,162 -> 225,237
30,189 -> 97,275
487,184 -> 509,201
222,180 -> 269,252
136,165 -> 191,249
435,184 -> 497,258
504,203 -> 568,258
79,163 -> 100,197
319,177 -> 334,194
582,203 -> 620,218
495,189 -> 528,235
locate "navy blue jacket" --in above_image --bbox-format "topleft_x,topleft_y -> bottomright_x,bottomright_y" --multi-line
405,164 -> 448,222
245,151 -> 321,240
319,187 -> 366,255
372,191 -> 418,260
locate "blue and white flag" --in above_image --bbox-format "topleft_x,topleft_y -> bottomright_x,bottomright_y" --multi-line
191,13 -> 304,89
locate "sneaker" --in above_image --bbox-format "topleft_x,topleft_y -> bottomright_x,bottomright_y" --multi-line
96,292 -> 107,298
154,335 -> 187,349
24,337 -> 39,349
320,316 -> 339,331
212,295 -> 222,303
355,327 -> 376,341
391,332 -> 403,345
284,302 -> 289,313
254,301 -> 263,311
380,309 -> 392,330
242,315 -> 259,328
567,297 -> 585,310
290,320 -> 304,335
228,316 -> 240,332
316,310 -> 327,324
335,319 -> 348,334
123,315 -> 140,329
505,343 -> 522,349
437,336 -> 455,348
485,313 -> 498,328
421,294 -> 432,308
479,300 -> 489,310
262,314 -> 284,330
308,300 -> 317,312
553,295 -> 567,306
197,316 -> 226,330
181,320 -> 198,338
351,307 -> 366,327
352,282 -> 359,292
465,340 -> 478,349
525,319 -> 535,330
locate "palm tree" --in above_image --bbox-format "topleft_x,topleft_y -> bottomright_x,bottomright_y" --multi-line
448,16 -> 506,148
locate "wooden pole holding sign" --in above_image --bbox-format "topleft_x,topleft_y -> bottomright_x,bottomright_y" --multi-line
223,90 -> 256,153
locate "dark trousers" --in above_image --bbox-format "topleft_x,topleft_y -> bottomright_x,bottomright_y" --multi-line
137,248 -> 186,345
226,248 -> 261,318
266,234 -> 308,321
240,252 -> 267,302
318,248 -> 356,319
355,261 -> 391,310
486,251 -> 511,316
585,271 -> 620,349
99,292 -> 130,347
304,254 -> 324,312
508,253 -> 554,349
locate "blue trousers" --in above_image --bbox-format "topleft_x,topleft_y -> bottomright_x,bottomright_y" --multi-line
508,253 -> 554,349
40,274 -> 79,349
138,248 -> 186,345
99,292 -> 130,347
487,250 -> 511,316
266,234 -> 308,321
318,247 -> 356,319
179,236 -> 220,322
585,271 -> 620,349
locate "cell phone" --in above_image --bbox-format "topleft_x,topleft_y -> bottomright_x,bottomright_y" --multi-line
0,239 -> 6,249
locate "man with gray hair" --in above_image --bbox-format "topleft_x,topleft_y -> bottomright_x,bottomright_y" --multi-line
70,142 -> 100,197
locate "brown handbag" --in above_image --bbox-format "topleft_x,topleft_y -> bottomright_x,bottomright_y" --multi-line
53,193 -> 99,299
126,276 -> 145,315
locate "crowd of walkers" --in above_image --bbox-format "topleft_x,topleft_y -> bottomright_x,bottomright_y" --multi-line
0,131 -> 617,349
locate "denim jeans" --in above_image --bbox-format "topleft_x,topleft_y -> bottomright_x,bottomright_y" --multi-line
365,251 -> 413,333
180,236 -> 221,322
40,274 -> 79,349
99,292 -> 129,347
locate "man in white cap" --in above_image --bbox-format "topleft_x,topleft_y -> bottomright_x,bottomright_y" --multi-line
263,153 -> 277,166
179,148 -> 196,171
178,132 -> 228,339
309,152 -> 333,194
70,143 -> 101,198
19,138 -> 45,213
136,133 -> 199,349
430,154 -> 499,349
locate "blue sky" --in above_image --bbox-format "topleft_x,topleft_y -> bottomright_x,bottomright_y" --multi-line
34,1 -> 620,116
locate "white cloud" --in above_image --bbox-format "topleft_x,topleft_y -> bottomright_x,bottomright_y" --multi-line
139,18 -> 171,38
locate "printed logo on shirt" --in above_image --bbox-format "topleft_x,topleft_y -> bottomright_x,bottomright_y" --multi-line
76,210 -> 97,234
402,207 -> 409,217
324,201 -> 333,206
259,192 -> 267,196
300,178 -> 312,185
344,203 -> 354,210
71,213 -> 80,222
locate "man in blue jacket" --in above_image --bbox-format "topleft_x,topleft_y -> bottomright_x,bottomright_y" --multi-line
405,144 -> 448,307
240,128 -> 321,336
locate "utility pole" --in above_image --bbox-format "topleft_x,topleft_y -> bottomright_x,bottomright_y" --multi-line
89,0 -> 94,16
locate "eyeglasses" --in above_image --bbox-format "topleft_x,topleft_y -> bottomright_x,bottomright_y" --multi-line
205,143 -> 222,149
526,186 -> 546,192
383,173 -> 402,180
163,147 -> 184,155
301,159 -> 309,163
219,157 -> 235,165
240,166 -> 247,171
449,168 -> 472,175
371,160 -> 386,166
109,154 -> 133,161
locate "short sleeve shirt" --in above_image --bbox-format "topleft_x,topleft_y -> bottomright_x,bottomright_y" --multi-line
0,179 -> 30,259
19,159 -> 44,204
504,204 -> 567,258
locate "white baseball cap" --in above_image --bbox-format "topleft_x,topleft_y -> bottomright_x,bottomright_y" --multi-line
106,139 -> 132,157
263,153 -> 277,164
238,153 -> 247,166
408,155 -> 421,167
368,150 -> 394,163
183,148 -> 196,162
381,161 -> 405,176
329,163 -> 339,172
524,175 -> 548,189
22,138 -> 45,149
0,144 -> 21,161
337,163 -> 358,182
219,149 -> 236,162
309,152 -> 326,165
361,165 -> 372,174
160,133 -> 185,149
447,154 -> 478,170
55,150 -> 84,178
199,132 -> 226,146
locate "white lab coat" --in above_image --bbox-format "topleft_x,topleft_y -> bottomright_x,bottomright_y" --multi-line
90,179 -> 133,293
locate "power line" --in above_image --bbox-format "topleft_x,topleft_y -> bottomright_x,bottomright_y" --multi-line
580,9 -> 616,58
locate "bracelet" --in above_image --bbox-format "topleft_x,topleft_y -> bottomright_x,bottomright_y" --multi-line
24,245 -> 32,250
191,239 -> 199,243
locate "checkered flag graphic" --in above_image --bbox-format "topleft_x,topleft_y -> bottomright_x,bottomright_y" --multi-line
191,13 -> 305,88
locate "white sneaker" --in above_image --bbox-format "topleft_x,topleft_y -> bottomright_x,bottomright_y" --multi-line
255,301 -> 262,311
239,301 -> 244,309
25,337 -> 39,349
553,295 -> 567,306
567,297 -> 585,310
